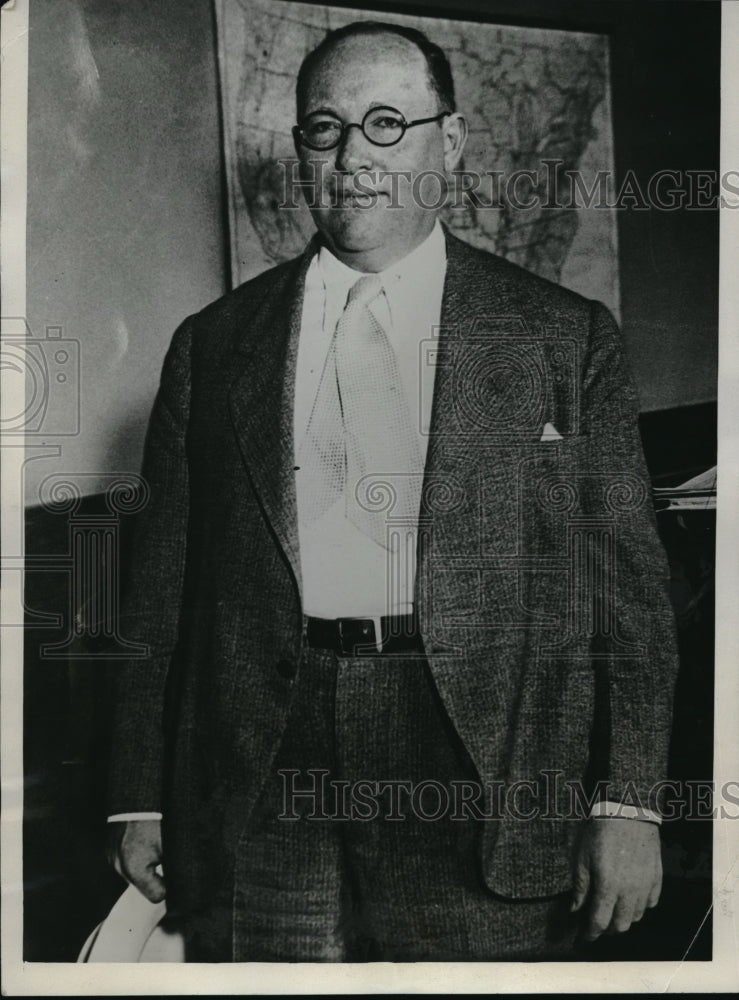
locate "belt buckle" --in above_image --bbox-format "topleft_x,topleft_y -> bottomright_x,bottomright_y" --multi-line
337,617 -> 381,655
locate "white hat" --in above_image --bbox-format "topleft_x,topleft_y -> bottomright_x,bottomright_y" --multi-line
77,884 -> 185,963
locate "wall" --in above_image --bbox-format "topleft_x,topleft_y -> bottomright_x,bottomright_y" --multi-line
608,0 -> 719,411
26,0 -> 226,505
25,0 -> 718,506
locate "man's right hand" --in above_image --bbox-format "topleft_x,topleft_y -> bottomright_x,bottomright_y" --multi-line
106,820 -> 166,903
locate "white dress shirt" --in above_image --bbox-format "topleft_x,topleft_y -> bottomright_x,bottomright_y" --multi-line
294,220 -> 446,619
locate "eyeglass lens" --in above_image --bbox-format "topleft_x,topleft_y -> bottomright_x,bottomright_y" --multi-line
300,107 -> 407,149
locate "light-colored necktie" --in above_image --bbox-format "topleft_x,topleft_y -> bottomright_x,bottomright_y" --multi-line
298,273 -> 424,549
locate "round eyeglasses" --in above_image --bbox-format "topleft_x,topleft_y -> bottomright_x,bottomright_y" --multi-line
293,105 -> 449,151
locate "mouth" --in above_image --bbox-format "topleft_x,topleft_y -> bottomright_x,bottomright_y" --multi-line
332,190 -> 387,208
336,192 -> 380,207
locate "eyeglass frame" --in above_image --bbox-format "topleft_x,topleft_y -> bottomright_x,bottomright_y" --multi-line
292,105 -> 451,151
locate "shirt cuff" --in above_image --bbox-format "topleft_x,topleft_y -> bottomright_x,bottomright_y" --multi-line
107,812 -> 163,823
589,800 -> 662,824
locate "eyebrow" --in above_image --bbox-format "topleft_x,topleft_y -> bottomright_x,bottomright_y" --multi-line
304,105 -> 339,117
302,101 -> 403,119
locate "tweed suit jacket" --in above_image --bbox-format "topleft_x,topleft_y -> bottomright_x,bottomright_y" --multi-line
108,228 -> 679,915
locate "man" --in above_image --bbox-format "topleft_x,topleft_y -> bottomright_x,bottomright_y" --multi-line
107,21 -> 678,962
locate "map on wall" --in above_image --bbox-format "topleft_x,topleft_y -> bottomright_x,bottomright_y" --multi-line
215,0 -> 620,317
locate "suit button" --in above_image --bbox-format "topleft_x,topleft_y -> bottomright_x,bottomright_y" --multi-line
276,658 -> 297,680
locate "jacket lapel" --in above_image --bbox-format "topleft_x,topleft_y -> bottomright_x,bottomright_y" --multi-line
228,242 -> 319,603
417,231 -> 520,639
415,234 -> 531,655
417,231 -> 527,785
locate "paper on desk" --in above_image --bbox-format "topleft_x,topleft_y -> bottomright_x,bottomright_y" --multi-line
653,465 -> 716,511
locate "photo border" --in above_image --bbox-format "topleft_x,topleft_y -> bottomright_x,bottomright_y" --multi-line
1,0 -> 737,992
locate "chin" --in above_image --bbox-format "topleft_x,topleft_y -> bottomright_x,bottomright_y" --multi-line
321,213 -> 387,254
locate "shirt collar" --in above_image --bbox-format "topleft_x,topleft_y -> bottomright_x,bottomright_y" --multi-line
315,219 -> 446,292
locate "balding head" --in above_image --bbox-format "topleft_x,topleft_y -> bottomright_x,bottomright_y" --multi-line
296,21 -> 456,121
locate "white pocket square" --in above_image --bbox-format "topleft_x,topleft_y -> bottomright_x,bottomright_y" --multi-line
540,422 -> 563,441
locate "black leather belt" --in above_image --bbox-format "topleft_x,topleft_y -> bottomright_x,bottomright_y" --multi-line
304,614 -> 423,656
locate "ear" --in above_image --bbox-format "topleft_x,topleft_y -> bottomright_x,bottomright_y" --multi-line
442,112 -> 468,172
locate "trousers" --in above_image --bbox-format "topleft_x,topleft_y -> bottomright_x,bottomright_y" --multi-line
184,646 -> 579,962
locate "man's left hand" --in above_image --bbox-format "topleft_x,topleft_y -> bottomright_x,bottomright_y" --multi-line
571,818 -> 662,941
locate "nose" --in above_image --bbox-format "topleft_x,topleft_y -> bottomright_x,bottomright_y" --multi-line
334,122 -> 375,173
